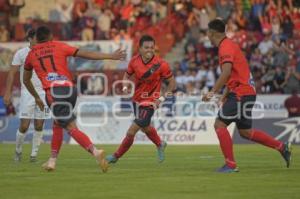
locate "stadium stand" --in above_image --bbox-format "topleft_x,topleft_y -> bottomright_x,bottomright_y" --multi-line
0,0 -> 300,95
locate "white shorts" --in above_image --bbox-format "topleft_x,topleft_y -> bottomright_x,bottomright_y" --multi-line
19,90 -> 51,119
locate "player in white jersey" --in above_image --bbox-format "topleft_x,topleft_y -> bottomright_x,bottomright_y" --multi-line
3,29 -> 51,162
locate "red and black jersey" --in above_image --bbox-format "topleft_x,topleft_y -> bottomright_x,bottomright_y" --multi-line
127,55 -> 173,105
218,37 -> 256,96
24,41 -> 78,89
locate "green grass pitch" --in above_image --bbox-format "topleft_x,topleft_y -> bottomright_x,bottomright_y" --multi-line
0,144 -> 299,199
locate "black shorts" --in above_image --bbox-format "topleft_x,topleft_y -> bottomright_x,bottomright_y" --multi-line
45,86 -> 77,128
217,93 -> 256,129
133,102 -> 154,128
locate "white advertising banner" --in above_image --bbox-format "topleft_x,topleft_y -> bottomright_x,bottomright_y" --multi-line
74,116 -> 235,145
175,95 -> 289,118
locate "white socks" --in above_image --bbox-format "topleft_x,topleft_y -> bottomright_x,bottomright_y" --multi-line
31,130 -> 43,157
16,130 -> 26,153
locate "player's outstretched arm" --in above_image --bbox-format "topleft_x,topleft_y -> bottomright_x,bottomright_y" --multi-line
75,48 -> 126,61
3,65 -> 19,106
23,69 -> 44,111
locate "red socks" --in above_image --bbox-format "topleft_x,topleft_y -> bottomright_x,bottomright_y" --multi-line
249,129 -> 283,151
216,128 -> 236,168
69,128 -> 95,154
145,126 -> 161,147
51,122 -> 63,158
114,134 -> 134,158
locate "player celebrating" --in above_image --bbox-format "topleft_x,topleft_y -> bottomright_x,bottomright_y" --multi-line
3,29 -> 51,162
23,26 -> 126,172
106,35 -> 176,164
202,19 -> 292,173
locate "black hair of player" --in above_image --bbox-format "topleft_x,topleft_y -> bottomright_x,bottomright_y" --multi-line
139,35 -> 155,47
25,29 -> 35,41
36,26 -> 52,42
208,19 -> 226,33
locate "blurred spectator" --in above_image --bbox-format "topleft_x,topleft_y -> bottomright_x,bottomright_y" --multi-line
258,34 -> 273,55
8,0 -> 25,30
49,1 -> 74,40
215,0 -> 234,21
250,48 -> 263,69
114,29 -> 131,44
0,24 -> 9,42
81,17 -> 96,41
283,66 -> 300,94
97,8 -> 114,39
282,16 -> 294,39
72,0 -> 88,26
272,66 -> 286,93
119,0 -> 133,29
271,15 -> 281,35
0,0 -> 10,28
284,89 -> 300,117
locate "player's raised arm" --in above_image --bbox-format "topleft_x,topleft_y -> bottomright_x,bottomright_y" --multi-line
3,65 -> 19,106
75,48 -> 127,61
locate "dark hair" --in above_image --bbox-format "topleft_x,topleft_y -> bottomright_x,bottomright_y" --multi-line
208,19 -> 226,33
139,35 -> 155,47
36,26 -> 51,42
25,29 -> 35,41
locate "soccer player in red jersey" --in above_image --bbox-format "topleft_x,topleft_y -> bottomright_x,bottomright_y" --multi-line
202,19 -> 292,172
106,35 -> 176,164
23,26 -> 126,172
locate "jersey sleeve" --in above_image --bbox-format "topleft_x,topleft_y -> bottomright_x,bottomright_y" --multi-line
11,50 -> 22,66
126,59 -> 134,76
60,42 -> 79,57
24,53 -> 33,71
160,61 -> 173,79
219,42 -> 235,65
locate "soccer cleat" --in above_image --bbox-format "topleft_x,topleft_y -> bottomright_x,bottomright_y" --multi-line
106,154 -> 118,164
280,142 -> 292,168
30,156 -> 37,163
14,151 -> 22,162
216,165 -> 239,173
95,150 -> 109,173
42,158 -> 56,171
157,141 -> 167,163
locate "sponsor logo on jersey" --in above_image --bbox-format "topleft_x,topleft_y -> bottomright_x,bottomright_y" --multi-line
46,73 -> 68,81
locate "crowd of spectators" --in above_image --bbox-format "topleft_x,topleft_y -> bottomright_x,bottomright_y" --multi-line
1,0 -> 300,95
174,0 -> 300,95
0,0 -> 190,42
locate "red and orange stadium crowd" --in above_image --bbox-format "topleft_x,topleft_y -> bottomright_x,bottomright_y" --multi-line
0,0 -> 300,95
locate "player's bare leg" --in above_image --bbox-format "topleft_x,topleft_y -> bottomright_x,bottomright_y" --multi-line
30,119 -> 44,162
106,123 -> 140,164
239,128 -> 292,168
15,119 -> 31,162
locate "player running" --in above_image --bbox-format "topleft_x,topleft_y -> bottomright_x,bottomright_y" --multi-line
3,29 -> 51,162
202,19 -> 292,173
23,26 -> 126,172
106,35 -> 176,164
